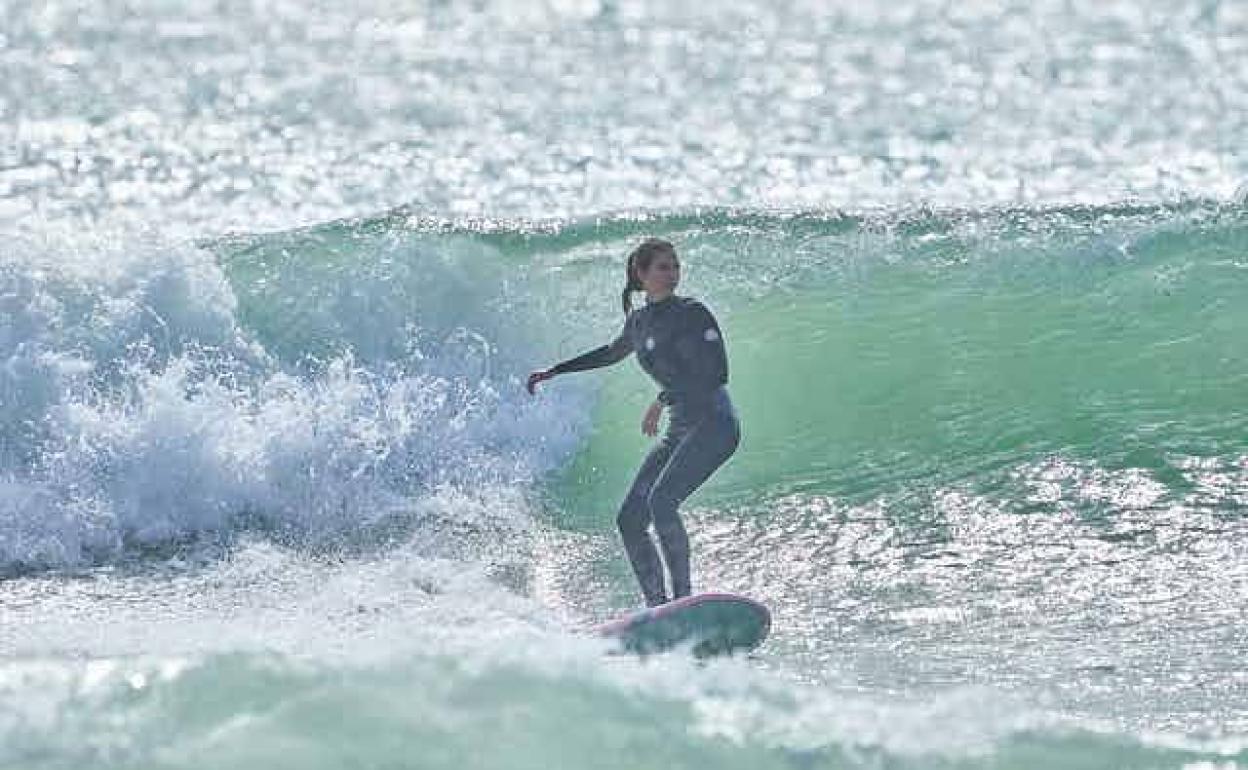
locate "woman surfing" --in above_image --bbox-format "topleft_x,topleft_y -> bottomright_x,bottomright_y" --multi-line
527,238 -> 742,607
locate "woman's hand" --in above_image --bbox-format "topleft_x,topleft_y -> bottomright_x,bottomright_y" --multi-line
526,369 -> 554,395
641,399 -> 664,437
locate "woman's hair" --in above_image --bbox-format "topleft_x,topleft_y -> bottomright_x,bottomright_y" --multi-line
621,238 -> 679,316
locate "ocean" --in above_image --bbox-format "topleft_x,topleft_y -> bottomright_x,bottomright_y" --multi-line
2,1 -> 1246,768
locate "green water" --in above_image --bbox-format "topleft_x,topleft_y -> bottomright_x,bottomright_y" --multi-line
551,206 -> 1248,525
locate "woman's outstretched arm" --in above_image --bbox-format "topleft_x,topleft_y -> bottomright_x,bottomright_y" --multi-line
527,322 -> 633,394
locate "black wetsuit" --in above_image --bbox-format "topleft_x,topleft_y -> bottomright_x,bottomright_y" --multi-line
550,294 -> 741,606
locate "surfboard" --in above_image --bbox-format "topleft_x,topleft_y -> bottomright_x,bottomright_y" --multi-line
593,592 -> 771,658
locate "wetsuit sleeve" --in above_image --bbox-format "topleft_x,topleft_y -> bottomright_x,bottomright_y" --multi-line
669,301 -> 728,397
549,319 -> 633,374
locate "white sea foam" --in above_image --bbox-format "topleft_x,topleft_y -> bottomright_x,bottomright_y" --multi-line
0,230 -> 588,572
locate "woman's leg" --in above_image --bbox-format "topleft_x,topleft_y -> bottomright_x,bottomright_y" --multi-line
646,405 -> 741,599
616,433 -> 681,606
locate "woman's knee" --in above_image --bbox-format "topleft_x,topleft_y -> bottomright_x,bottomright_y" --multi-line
616,497 -> 650,535
645,484 -> 681,528
705,424 -> 740,466
725,414 -> 741,449
647,495 -> 684,538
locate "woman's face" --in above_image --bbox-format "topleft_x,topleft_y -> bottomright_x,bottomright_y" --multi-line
641,253 -> 680,296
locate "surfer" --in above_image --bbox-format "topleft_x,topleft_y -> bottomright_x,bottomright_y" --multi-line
526,238 -> 741,607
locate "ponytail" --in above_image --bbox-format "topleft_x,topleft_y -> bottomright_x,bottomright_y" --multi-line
621,252 -> 644,316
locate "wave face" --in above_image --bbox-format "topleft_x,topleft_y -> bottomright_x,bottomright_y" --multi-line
2,203 -> 1246,768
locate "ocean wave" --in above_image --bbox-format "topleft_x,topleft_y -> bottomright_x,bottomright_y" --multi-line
0,229 -> 586,573
3,200 -> 1245,573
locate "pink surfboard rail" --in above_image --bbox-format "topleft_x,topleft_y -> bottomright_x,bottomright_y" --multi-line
593,591 -> 771,637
